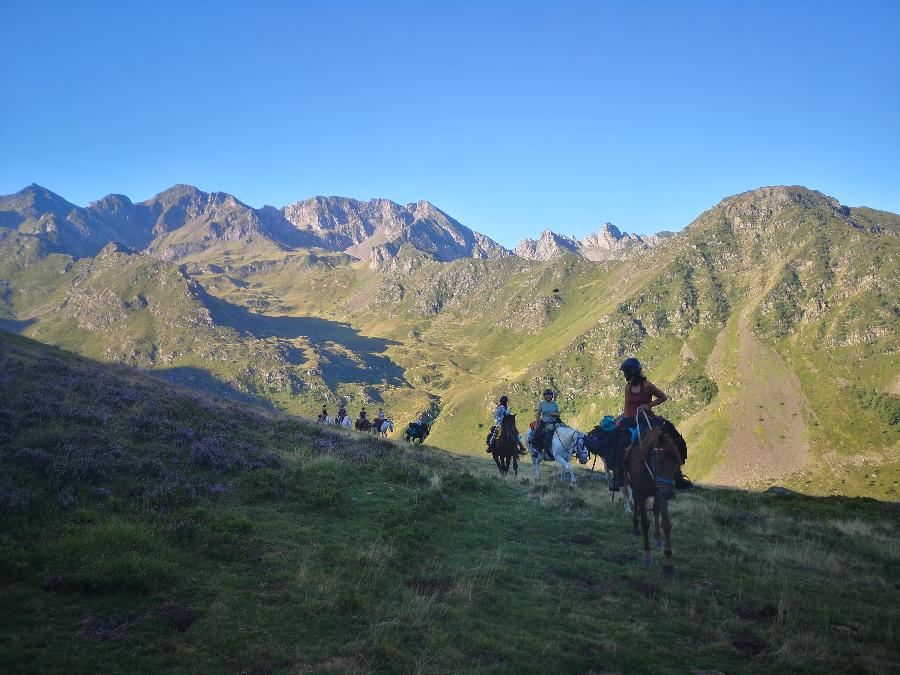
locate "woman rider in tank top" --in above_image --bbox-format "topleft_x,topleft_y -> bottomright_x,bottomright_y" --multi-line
620,358 -> 667,419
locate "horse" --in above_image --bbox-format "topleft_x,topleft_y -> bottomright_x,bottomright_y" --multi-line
355,417 -> 372,432
624,426 -> 682,576
405,422 -> 429,444
526,424 -> 589,485
316,415 -> 335,425
340,416 -> 352,429
489,413 -> 525,477
373,419 -> 394,437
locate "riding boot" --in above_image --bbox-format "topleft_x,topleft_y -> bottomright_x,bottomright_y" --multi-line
486,426 -> 496,453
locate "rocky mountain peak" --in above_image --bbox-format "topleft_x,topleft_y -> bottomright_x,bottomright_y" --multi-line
1,184 -> 76,219
514,230 -> 579,260
702,186 -> 848,231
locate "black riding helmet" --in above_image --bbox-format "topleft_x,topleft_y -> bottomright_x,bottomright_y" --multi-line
620,357 -> 642,380
499,395 -> 509,405
543,388 -> 554,397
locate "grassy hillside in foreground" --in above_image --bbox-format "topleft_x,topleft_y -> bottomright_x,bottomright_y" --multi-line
1,331 -> 899,674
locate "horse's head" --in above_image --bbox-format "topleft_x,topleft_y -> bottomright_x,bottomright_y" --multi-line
574,432 -> 589,465
501,413 -> 518,438
651,431 -> 681,499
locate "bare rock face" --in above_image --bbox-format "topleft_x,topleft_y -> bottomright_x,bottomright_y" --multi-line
514,230 -> 580,260
282,197 -> 508,264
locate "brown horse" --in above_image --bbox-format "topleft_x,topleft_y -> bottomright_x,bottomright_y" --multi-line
624,427 -> 682,576
490,414 -> 525,477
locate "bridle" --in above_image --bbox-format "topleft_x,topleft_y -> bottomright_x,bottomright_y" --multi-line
553,427 -> 587,464
635,409 -> 676,492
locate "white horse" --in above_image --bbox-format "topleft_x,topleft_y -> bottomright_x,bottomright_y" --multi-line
526,425 -> 589,485
316,415 -> 335,424
340,416 -> 353,429
375,419 -> 394,437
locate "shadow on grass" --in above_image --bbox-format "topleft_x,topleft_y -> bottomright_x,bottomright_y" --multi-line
151,366 -> 274,409
196,287 -> 406,390
0,318 -> 37,334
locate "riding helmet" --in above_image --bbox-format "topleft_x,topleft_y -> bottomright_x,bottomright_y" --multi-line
619,358 -> 641,373
543,388 -> 554,397
499,395 -> 509,405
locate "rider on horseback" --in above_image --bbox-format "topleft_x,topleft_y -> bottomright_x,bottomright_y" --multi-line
531,388 -> 561,456
619,358 -> 692,489
337,405 -> 347,424
372,408 -> 385,432
485,396 -> 526,454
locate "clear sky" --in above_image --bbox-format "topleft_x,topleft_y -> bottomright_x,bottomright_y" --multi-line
1,1 -> 898,248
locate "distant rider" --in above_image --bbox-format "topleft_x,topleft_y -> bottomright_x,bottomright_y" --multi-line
485,396 -> 525,454
373,408 -> 386,432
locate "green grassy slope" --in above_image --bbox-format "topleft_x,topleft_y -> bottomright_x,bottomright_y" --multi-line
1,332 -> 899,674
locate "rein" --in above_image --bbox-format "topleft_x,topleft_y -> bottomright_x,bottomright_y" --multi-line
634,410 -> 676,491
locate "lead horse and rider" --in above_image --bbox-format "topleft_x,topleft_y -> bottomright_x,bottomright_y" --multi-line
488,358 -> 692,573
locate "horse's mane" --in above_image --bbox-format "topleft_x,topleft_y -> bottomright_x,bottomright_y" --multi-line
554,425 -> 579,446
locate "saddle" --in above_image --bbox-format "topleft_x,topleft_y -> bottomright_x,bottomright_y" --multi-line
584,425 -> 632,465
619,415 -> 687,462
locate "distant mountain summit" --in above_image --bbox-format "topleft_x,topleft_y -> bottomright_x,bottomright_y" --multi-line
515,223 -> 673,261
279,196 -> 507,266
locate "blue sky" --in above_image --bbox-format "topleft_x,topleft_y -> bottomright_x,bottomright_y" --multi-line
1,1 -> 898,248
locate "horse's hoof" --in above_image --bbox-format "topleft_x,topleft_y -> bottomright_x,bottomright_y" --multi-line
663,565 -> 676,578
655,539 -> 663,549
643,556 -> 654,567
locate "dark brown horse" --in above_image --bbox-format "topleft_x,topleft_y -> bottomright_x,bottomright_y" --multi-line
624,427 -> 682,576
490,413 -> 525,477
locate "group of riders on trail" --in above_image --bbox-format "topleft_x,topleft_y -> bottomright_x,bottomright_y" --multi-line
314,357 -> 691,490
318,405 -> 390,432
485,358 -> 693,491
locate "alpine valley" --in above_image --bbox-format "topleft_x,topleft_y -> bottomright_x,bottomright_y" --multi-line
1,183 -> 897,498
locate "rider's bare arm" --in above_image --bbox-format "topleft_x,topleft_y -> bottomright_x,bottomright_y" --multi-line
645,381 -> 668,410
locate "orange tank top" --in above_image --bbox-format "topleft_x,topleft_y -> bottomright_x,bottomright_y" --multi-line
624,381 -> 652,417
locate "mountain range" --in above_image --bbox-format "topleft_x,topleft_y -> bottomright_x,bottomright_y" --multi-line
0,183 -> 659,267
1,182 -> 897,499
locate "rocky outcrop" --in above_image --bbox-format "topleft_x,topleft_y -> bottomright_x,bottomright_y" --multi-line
282,196 -> 508,264
515,223 -> 673,261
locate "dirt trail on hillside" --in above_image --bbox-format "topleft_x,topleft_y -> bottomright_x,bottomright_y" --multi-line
707,315 -> 810,485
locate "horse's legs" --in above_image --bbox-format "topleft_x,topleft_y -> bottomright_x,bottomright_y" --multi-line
625,485 -> 639,533
638,497 -> 652,566
532,455 -> 540,479
492,452 -> 504,475
653,498 -> 662,549
556,454 -> 575,486
512,452 -> 518,478
660,497 -> 675,577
